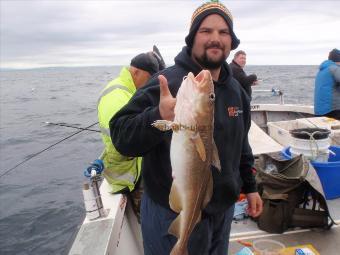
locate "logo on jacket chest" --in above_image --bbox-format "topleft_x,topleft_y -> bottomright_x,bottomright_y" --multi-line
227,106 -> 243,117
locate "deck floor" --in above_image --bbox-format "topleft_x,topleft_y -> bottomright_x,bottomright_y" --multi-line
229,197 -> 340,254
229,225 -> 340,254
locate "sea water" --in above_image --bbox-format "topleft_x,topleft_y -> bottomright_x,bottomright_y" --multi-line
0,65 -> 317,254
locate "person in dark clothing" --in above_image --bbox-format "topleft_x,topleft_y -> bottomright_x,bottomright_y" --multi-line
110,1 -> 263,255
229,50 -> 258,97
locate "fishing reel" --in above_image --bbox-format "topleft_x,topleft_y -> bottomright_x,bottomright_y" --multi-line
83,159 -> 105,219
84,159 -> 104,179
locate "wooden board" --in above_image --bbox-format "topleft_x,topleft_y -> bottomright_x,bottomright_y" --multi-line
249,120 -> 283,155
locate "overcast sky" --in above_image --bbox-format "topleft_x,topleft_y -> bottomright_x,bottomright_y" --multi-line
1,0 -> 339,68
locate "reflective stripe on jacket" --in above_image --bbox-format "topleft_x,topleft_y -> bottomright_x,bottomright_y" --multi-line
97,67 -> 142,193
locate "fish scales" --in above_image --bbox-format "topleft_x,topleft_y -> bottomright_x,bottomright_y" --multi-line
152,70 -> 220,255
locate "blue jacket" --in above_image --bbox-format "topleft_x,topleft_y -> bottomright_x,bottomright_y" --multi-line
314,60 -> 340,115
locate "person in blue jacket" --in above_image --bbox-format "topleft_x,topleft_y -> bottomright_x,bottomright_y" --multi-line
314,48 -> 340,120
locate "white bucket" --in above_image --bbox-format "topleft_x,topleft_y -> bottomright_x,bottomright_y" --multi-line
290,136 -> 330,162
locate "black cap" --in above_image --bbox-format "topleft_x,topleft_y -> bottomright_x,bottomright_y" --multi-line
130,52 -> 159,75
185,1 -> 240,50
328,48 -> 340,62
130,45 -> 166,75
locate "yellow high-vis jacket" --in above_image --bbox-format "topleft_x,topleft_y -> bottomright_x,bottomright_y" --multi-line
97,67 -> 141,193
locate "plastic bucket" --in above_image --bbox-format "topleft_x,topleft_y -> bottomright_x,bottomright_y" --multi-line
290,137 -> 330,162
290,128 -> 330,139
252,239 -> 285,255
281,146 -> 340,200
289,128 -> 331,162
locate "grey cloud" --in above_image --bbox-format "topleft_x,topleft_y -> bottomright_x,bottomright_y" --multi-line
1,0 -> 339,67
1,1 -> 174,62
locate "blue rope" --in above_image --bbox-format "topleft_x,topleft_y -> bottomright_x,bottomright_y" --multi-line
84,159 -> 104,178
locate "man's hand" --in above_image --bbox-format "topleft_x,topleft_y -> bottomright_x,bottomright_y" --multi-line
246,192 -> 263,218
158,75 -> 176,121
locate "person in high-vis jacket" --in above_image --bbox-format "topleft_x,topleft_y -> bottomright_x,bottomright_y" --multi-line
97,46 -> 165,219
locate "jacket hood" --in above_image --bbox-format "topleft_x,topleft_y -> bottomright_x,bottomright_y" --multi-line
174,46 -> 233,85
319,60 -> 335,71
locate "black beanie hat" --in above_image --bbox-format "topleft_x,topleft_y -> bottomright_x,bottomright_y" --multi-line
328,48 -> 340,62
130,52 -> 159,75
185,1 -> 240,50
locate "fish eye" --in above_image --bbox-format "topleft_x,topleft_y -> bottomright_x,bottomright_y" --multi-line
209,93 -> 215,101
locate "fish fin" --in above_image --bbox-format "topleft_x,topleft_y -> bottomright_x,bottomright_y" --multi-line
151,120 -> 173,131
170,241 -> 189,255
212,140 -> 221,171
170,123 -> 180,132
202,173 -> 213,208
152,120 -> 181,132
169,184 -> 182,213
196,210 -> 202,224
168,213 -> 181,239
191,132 -> 206,161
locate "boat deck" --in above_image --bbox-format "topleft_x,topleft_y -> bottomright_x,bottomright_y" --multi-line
230,195 -> 340,254
229,224 -> 340,254
69,106 -> 340,255
232,117 -> 340,254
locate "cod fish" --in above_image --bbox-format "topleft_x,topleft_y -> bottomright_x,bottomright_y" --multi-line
152,70 -> 221,255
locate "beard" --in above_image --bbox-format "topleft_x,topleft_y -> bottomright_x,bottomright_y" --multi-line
194,42 -> 228,69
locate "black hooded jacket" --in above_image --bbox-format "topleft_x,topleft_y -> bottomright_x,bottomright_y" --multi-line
229,60 -> 257,97
110,47 -> 256,214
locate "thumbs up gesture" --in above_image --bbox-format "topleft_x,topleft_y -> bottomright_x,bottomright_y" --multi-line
158,75 -> 176,121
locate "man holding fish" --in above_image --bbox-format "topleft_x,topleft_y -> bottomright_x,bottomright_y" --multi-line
110,1 -> 263,254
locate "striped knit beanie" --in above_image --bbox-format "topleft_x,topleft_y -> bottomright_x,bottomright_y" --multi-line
185,0 -> 240,50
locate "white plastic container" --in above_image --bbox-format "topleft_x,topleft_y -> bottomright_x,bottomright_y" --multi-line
289,128 -> 331,162
290,136 -> 330,162
82,183 -> 100,220
252,239 -> 285,255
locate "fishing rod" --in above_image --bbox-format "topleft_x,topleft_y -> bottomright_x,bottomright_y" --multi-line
0,121 -> 99,179
44,122 -> 100,132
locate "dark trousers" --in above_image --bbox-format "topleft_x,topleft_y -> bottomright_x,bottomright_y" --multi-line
128,178 -> 143,223
141,191 -> 234,255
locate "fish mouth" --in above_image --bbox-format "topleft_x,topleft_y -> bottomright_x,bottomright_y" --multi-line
196,70 -> 210,83
195,70 -> 213,93
186,71 -> 212,89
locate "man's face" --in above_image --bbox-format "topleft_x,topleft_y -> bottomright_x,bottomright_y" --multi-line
191,14 -> 232,69
234,54 -> 246,68
135,70 -> 151,89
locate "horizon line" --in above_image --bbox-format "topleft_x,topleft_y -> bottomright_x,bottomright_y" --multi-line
0,64 -> 319,71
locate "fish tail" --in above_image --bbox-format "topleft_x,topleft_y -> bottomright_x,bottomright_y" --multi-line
170,241 -> 189,255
